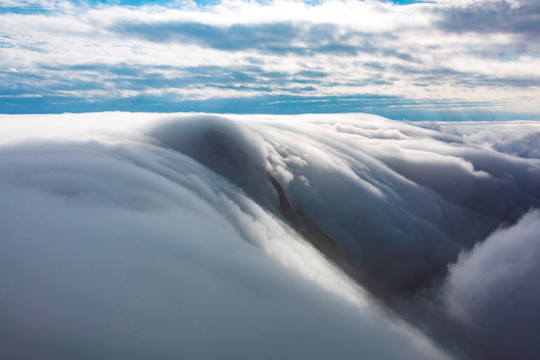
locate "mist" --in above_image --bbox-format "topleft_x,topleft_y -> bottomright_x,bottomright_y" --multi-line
1,112 -> 539,359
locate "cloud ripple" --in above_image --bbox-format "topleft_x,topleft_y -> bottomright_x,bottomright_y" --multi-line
2,112 -> 540,359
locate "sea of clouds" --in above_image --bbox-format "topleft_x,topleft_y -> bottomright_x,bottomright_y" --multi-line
1,112 -> 539,359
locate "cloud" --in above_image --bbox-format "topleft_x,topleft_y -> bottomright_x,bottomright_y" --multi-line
493,131 -> 540,158
437,0 -> 540,41
443,209 -> 540,359
1,0 -> 540,117
145,112 -> 540,358
434,121 -> 540,159
0,113 -> 454,360
112,20 -> 366,56
2,112 -> 540,358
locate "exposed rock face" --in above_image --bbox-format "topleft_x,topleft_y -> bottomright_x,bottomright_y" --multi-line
150,115 -> 344,267
268,174 -> 343,265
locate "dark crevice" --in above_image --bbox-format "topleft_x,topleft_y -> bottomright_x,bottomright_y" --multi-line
268,174 -> 343,266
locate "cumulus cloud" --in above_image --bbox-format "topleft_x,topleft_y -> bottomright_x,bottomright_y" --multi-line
443,209 -> 540,359
435,121 -> 540,159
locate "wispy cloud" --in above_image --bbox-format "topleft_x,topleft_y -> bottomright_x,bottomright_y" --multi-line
0,0 -> 539,118
112,20 -> 393,56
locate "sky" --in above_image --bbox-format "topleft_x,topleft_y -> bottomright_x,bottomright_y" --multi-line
1,0 -> 539,120
2,1 -> 540,357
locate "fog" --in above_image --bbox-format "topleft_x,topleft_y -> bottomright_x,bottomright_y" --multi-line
1,112 -> 539,359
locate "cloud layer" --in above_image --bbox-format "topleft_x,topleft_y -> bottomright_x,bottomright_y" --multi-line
1,0 -> 539,119
444,209 -> 540,359
0,113 -> 454,360
1,112 -> 540,359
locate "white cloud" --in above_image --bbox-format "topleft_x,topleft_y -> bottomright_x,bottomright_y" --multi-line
1,0 -> 539,114
443,209 -> 540,359
0,112 -> 454,360
2,112 -> 540,358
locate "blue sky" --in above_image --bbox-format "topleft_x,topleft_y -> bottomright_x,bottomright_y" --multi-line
1,0 -> 539,120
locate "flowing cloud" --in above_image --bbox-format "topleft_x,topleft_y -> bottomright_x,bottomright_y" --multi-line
0,113 -> 454,360
443,209 -> 540,359
3,112 -> 539,358
434,121 -> 540,159
145,112 -> 540,358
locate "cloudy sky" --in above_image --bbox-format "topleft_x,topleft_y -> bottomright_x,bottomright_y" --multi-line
2,2 -> 540,358
1,0 -> 539,120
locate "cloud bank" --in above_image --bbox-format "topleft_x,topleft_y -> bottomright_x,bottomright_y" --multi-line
443,209 -> 540,359
1,112 -> 540,359
0,113 -> 451,360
